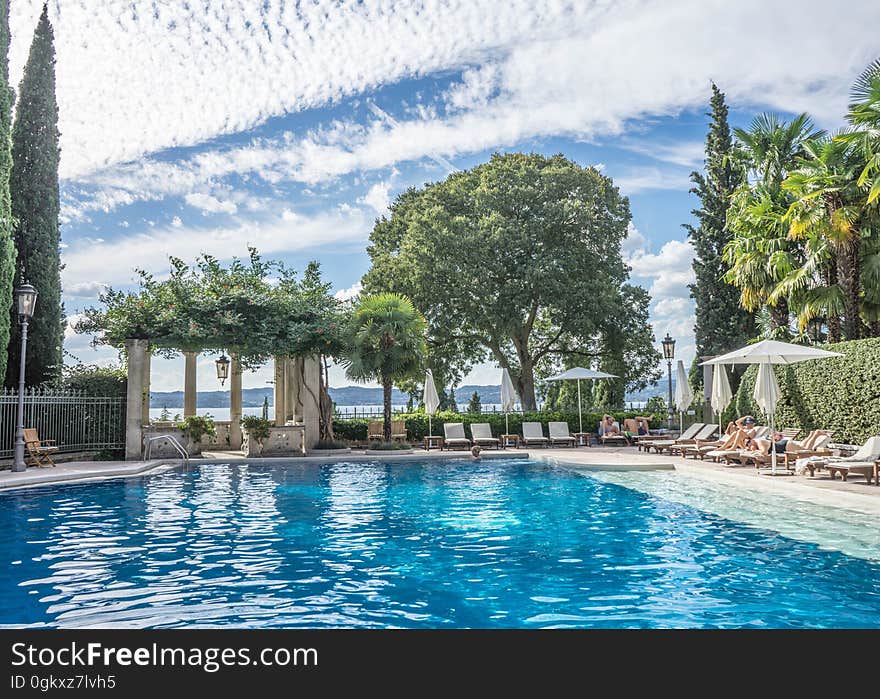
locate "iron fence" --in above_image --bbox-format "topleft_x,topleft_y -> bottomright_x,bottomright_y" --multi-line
0,388 -> 126,459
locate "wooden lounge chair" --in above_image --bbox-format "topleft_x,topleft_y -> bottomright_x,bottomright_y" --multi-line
24,428 -> 58,467
803,436 -> 880,479
390,419 -> 408,442
696,426 -> 770,462
657,424 -> 718,455
639,423 -> 703,452
470,423 -> 499,448
443,422 -> 472,450
733,429 -> 833,469
522,422 -> 549,447
622,418 -> 651,444
548,422 -> 576,447
598,420 -> 629,446
367,420 -> 384,442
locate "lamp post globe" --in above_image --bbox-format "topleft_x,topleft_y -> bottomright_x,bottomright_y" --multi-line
661,333 -> 675,432
12,282 -> 38,473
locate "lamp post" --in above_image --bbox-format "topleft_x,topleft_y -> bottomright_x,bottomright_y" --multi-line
661,333 -> 675,432
12,282 -> 38,473
215,354 -> 230,386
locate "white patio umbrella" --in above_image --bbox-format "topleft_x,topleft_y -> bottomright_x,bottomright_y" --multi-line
709,363 -> 733,436
545,367 -> 618,436
500,368 -> 519,437
674,360 -> 693,433
423,369 -> 441,437
702,339 -> 842,474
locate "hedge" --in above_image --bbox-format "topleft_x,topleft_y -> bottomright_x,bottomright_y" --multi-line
731,337 -> 880,443
333,409 -> 665,443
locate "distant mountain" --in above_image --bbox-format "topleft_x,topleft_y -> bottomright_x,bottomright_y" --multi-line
149,380 -> 680,408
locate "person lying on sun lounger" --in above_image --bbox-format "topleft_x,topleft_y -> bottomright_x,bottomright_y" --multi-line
599,414 -> 620,437
751,431 -> 788,456
725,415 -> 756,435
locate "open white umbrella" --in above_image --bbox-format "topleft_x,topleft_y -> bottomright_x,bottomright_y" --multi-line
545,367 -> 618,437
710,363 -> 733,436
702,340 -> 842,474
423,369 -> 440,438
674,360 -> 693,434
500,368 -> 519,438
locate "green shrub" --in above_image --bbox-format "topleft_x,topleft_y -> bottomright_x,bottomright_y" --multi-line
368,441 -> 413,450
732,337 -> 880,443
313,439 -> 349,450
177,415 -> 216,442
61,363 -> 127,397
241,415 -> 272,443
333,409 -> 665,444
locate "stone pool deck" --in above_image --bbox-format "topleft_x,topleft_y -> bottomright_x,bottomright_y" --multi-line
1,446 -> 877,517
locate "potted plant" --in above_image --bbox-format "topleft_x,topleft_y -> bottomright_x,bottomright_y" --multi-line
175,415 -> 216,456
241,415 -> 272,457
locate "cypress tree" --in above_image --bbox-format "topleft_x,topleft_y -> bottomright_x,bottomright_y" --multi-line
6,5 -> 63,386
0,0 -> 16,385
684,84 -> 754,381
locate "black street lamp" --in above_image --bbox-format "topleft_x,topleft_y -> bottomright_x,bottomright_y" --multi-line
661,333 -> 675,432
12,282 -> 38,473
215,354 -> 230,386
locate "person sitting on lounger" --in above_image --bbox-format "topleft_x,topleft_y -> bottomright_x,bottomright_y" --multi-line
599,414 -> 620,437
752,431 -> 788,456
634,417 -> 650,436
725,415 -> 756,435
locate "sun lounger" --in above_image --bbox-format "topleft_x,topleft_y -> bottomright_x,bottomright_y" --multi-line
638,422 -> 703,452
822,461 -> 878,484
802,435 -> 880,479
522,422 -> 549,447
548,422 -> 576,447
734,430 -> 833,469
470,423 -> 500,448
443,422 -> 472,450
597,420 -> 629,446
655,424 -> 718,455
24,428 -> 58,467
690,426 -> 769,461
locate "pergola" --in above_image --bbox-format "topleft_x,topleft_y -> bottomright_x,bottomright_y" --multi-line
125,339 -> 322,460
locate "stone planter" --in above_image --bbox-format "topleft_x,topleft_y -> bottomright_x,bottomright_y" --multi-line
242,425 -> 305,457
142,426 -> 203,458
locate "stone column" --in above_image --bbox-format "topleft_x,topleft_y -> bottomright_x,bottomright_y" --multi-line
301,355 -> 321,450
273,356 -> 286,427
125,338 -> 148,460
141,348 -> 151,423
229,354 -> 243,449
183,351 -> 198,418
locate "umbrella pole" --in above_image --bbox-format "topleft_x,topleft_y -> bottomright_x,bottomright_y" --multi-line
577,379 -> 583,435
768,359 -> 778,476
428,415 -> 432,439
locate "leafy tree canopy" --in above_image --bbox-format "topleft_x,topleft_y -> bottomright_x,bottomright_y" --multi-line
363,152 -> 660,409
75,249 -> 346,368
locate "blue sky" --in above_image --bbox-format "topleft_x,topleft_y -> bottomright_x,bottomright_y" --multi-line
9,1 -> 878,392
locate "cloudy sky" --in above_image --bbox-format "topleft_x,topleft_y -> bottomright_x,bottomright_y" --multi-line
11,0 -> 879,392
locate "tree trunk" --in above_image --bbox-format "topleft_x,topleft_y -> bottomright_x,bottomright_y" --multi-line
319,355 -> 334,441
768,298 -> 789,332
870,320 -> 880,338
382,375 -> 393,441
821,261 -> 841,342
836,239 -> 862,340
517,361 -> 538,411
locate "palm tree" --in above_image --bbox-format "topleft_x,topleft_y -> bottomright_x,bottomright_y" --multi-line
344,293 -> 426,441
842,58 -> 880,204
724,113 -> 824,331
784,136 -> 871,340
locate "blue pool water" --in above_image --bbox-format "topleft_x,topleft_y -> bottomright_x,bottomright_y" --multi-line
1,459 -> 878,628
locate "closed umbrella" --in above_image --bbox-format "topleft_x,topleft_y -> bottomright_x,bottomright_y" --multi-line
710,363 -> 733,436
702,340 -> 842,474
674,360 -> 693,434
545,367 -> 618,438
500,368 -> 519,439
423,369 -> 441,438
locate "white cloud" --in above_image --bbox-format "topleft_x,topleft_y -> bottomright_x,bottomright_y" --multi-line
64,313 -> 85,340
621,140 -> 705,168
63,281 -> 107,298
184,192 -> 238,215
358,181 -> 392,214
171,216 -> 183,227
61,206 -> 373,288
334,282 -> 363,302
621,222 -> 649,258
610,166 -> 692,194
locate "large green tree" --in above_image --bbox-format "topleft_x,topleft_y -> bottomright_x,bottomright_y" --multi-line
344,293 -> 426,440
6,5 -> 63,386
685,84 -> 755,365
363,153 -> 659,410
0,0 -> 15,385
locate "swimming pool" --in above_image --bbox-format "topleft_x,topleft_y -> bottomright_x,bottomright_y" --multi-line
1,459 -> 878,628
